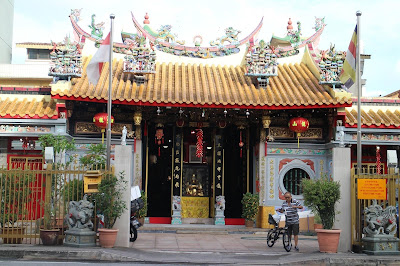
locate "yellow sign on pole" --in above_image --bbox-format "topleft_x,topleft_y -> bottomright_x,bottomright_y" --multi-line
357,179 -> 387,200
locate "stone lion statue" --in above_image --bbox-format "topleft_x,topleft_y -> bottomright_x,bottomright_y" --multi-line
363,200 -> 397,236
66,195 -> 94,230
172,196 -> 181,211
215,195 -> 226,211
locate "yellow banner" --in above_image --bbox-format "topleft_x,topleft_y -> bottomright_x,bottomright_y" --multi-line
357,179 -> 387,200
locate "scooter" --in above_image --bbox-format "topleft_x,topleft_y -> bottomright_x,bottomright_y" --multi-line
130,186 -> 144,242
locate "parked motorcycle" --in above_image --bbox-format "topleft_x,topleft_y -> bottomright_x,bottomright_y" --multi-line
130,186 -> 144,242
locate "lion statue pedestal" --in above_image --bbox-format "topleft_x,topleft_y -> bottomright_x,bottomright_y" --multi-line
64,195 -> 96,247
362,200 -> 400,255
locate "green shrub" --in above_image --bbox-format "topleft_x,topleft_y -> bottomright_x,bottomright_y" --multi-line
241,192 -> 259,221
79,143 -> 106,170
302,177 -> 340,229
137,192 -> 148,219
94,172 -> 127,229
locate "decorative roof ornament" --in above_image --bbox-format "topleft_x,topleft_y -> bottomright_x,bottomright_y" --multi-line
143,13 -> 150,24
70,8 -> 82,22
123,48 -> 156,74
210,27 -> 241,46
313,17 -> 325,32
245,40 -> 278,77
318,43 -> 346,87
287,21 -> 302,44
245,39 -> 299,86
156,25 -> 185,45
48,36 -> 83,80
88,14 -> 105,40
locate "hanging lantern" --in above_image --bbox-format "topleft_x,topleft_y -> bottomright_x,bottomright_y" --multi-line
196,129 -> 203,158
239,131 -> 244,158
93,113 -> 114,143
288,117 -> 309,148
155,127 -> 164,156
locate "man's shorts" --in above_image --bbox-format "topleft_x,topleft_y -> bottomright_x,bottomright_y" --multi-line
286,223 -> 299,236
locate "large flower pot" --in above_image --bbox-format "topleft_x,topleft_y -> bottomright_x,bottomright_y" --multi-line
40,229 -> 61,246
245,220 -> 254,228
315,229 -> 341,253
98,228 -> 119,248
2,227 -> 25,244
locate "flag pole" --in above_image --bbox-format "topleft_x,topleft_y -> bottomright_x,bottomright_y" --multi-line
106,14 -> 115,170
356,10 -> 362,175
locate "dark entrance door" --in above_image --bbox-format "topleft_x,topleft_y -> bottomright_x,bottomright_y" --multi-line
146,123 -> 172,217
223,125 -> 248,218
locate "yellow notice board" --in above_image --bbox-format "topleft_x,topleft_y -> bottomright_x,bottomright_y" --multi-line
357,179 -> 387,200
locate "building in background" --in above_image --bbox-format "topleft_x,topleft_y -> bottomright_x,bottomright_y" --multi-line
0,0 -> 14,63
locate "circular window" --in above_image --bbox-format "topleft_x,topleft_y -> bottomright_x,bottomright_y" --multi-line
283,168 -> 310,196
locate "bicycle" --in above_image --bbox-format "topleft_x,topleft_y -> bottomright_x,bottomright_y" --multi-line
266,213 -> 292,252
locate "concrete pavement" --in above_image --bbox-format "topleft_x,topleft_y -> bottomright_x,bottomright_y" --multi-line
0,224 -> 399,265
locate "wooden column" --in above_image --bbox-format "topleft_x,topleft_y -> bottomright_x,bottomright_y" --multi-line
171,127 -> 183,224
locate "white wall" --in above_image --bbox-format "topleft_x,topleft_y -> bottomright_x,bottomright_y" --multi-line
0,0 -> 14,64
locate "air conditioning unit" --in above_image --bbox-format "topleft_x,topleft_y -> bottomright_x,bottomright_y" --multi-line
387,150 -> 398,168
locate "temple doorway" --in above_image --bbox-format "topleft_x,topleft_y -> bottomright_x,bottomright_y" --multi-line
146,123 -> 172,217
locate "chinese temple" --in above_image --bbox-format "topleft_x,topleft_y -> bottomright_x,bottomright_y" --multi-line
1,9 -> 398,226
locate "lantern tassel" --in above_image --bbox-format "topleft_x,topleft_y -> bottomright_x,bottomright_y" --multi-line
158,146 -> 161,157
101,129 -> 105,144
134,137 -> 136,153
265,141 -> 267,157
297,133 -> 300,148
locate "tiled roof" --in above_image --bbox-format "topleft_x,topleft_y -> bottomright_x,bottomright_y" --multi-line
51,57 -> 352,109
384,90 -> 400,98
0,97 -> 58,119
345,108 -> 400,127
15,42 -> 66,49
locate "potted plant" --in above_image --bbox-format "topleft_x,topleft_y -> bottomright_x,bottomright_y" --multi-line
94,172 -> 127,248
0,172 -> 31,244
38,201 -> 61,245
302,176 -> 341,253
38,134 -> 76,245
241,192 -> 259,227
136,192 -> 148,225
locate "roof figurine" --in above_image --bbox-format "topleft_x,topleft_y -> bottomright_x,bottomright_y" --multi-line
48,35 -> 83,81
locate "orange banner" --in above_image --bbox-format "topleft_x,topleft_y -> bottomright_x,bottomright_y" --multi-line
357,179 -> 387,200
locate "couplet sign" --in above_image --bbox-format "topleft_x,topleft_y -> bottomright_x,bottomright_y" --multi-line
357,179 -> 387,200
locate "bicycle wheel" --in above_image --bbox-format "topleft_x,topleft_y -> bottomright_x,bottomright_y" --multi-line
267,229 -> 275,247
282,230 -> 291,252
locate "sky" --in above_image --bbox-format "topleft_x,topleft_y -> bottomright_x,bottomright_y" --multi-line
11,0 -> 400,97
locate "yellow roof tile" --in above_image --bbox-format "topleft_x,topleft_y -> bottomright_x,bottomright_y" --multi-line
345,108 -> 400,128
0,97 -> 58,118
51,58 -> 352,109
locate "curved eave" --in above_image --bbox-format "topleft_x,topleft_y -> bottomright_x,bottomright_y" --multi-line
70,15 -> 98,43
0,114 -> 59,119
344,123 -> 400,129
131,12 -> 263,52
51,94 -> 350,110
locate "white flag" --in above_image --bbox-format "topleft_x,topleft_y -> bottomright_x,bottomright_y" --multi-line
86,33 -> 111,85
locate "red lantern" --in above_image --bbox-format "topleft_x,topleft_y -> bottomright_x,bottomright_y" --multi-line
93,113 -> 114,143
155,128 -> 164,156
288,117 -> 309,148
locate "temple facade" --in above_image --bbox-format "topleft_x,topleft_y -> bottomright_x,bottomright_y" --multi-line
1,9 -> 398,226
